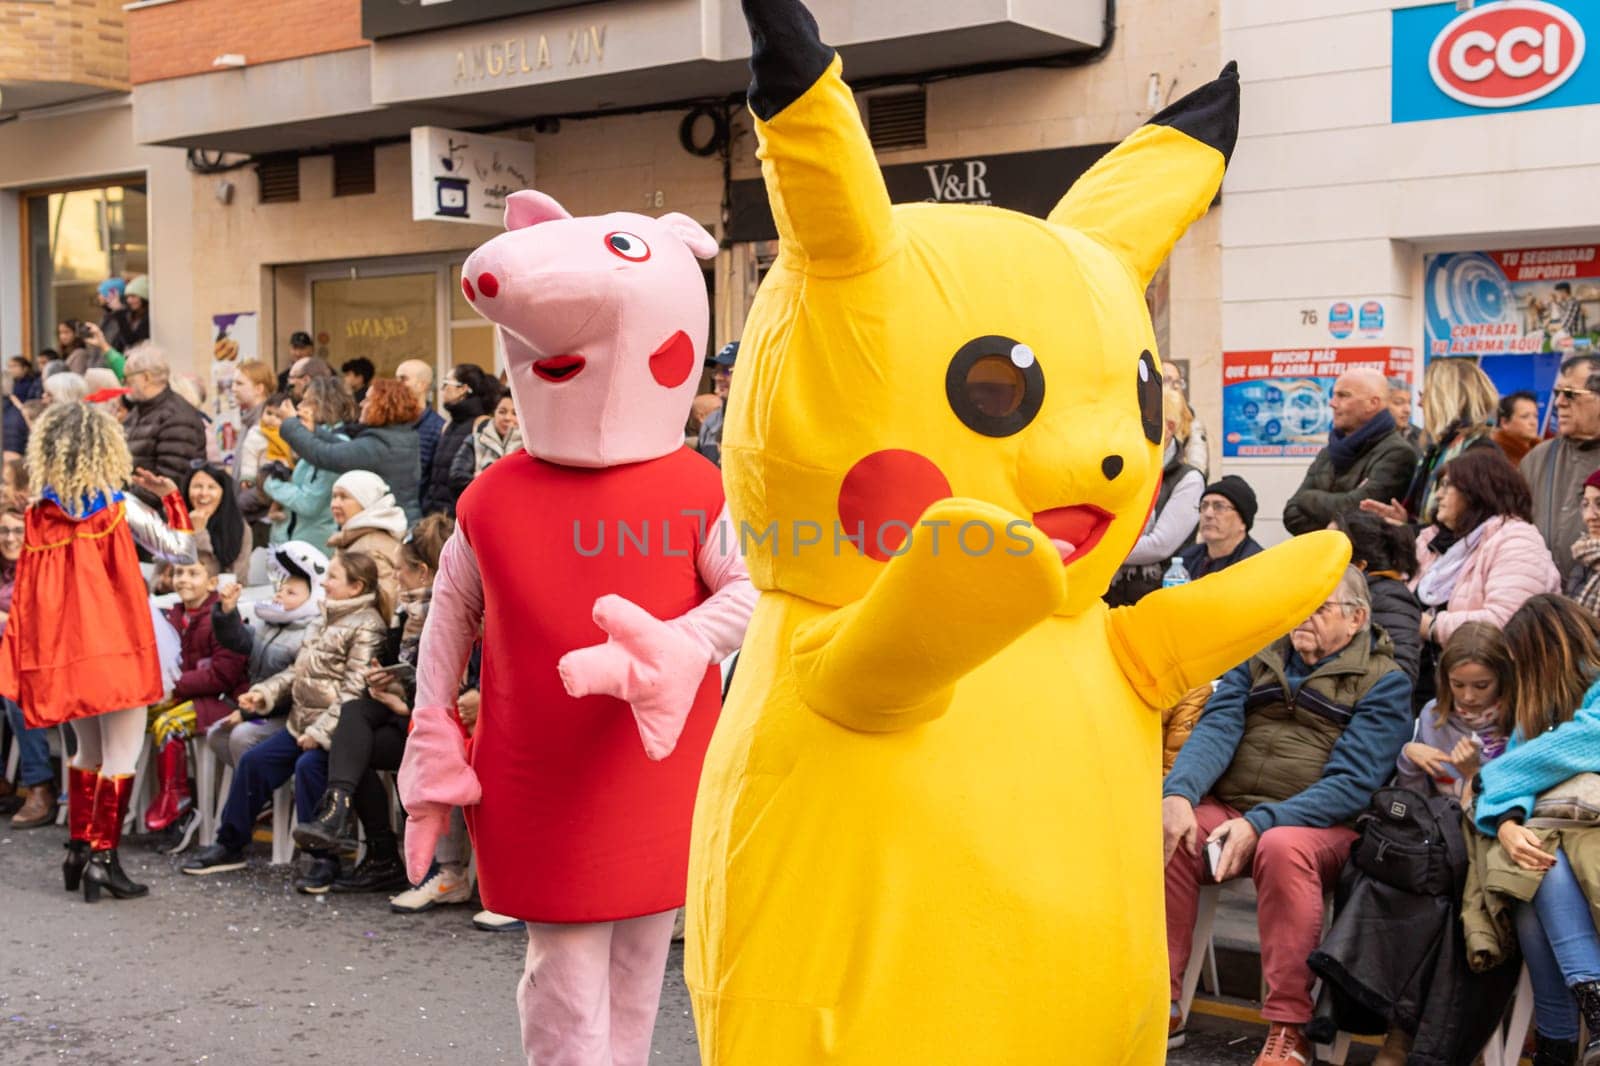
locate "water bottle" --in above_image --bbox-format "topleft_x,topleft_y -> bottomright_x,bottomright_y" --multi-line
1162,557 -> 1190,589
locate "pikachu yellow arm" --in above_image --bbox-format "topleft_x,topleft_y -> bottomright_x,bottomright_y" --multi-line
742,0 -> 896,275
791,498 -> 1066,732
1106,530 -> 1352,708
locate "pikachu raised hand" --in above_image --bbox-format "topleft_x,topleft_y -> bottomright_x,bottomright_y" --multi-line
685,2 -> 1350,1063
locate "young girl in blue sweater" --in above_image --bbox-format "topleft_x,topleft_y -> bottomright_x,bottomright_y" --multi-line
1481,595 -> 1600,1066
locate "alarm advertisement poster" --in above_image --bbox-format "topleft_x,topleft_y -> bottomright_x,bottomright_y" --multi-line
1423,246 -> 1597,426
1222,347 -> 1414,459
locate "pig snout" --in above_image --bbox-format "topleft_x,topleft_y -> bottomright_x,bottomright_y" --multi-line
460,253 -> 617,355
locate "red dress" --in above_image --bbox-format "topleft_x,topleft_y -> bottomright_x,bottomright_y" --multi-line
455,448 -> 725,922
0,492 -> 188,727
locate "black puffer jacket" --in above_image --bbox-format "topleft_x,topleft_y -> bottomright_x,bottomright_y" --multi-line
1367,574 -> 1422,682
122,386 -> 208,493
422,401 -> 483,516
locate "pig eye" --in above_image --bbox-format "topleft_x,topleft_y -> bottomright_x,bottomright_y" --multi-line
605,232 -> 651,262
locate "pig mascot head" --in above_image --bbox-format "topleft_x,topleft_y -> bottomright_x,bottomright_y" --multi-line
460,191 -> 720,467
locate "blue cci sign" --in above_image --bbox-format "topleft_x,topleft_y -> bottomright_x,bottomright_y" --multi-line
1393,1 -> 1600,123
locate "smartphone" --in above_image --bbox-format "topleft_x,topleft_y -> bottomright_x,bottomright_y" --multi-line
1204,836 -> 1226,880
379,661 -> 416,685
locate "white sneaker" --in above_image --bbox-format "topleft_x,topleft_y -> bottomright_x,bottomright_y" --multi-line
472,909 -> 525,932
388,865 -> 472,913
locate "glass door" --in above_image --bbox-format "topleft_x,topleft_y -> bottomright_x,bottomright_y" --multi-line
24,181 -> 149,356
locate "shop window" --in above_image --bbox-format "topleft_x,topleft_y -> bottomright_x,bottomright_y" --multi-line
334,145 -> 376,198
23,182 -> 149,358
311,272 -> 436,381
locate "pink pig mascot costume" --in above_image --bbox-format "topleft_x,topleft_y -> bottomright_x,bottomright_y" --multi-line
398,190 -> 756,1065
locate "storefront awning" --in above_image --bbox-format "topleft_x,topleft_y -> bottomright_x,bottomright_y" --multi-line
133,0 -> 1107,153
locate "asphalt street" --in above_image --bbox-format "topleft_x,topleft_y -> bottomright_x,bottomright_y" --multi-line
0,825 -> 1374,1065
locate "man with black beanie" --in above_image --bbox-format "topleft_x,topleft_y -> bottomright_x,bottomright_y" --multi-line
1178,475 -> 1263,580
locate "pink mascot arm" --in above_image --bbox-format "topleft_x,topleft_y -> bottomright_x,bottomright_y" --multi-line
558,504 -> 756,760
397,530 -> 485,884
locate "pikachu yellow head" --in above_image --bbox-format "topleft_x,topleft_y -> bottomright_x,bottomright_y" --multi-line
724,3 -> 1238,618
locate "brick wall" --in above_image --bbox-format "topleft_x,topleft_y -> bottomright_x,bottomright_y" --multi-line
0,0 -> 129,91
128,0 -> 366,85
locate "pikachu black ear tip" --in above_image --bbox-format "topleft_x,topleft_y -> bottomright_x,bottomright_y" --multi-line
1149,60 -> 1242,165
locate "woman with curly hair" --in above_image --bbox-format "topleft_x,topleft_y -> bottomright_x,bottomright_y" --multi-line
278,377 -> 423,522
0,402 -> 196,902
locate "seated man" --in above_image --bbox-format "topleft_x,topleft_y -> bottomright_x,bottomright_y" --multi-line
1162,566 -> 1412,1065
1177,475 -> 1262,580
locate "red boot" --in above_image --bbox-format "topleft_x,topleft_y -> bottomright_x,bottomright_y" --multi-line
62,766 -> 98,891
143,739 -> 192,832
84,773 -> 147,901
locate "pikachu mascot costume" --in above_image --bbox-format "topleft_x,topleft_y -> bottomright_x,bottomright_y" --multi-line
685,1 -> 1352,1063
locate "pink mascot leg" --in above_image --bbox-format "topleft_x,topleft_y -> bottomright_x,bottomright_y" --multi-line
518,922 -> 614,1065
606,910 -> 677,1066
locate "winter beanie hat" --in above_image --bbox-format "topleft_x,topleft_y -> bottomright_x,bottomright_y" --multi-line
332,470 -> 393,512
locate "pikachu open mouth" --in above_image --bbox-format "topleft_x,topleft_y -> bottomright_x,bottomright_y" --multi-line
1030,505 -> 1113,565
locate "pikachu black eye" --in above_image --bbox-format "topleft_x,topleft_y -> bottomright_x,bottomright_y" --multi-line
1137,350 -> 1163,445
946,335 -> 1045,438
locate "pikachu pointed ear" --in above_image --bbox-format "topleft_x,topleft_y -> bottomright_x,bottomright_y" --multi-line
1049,63 -> 1240,286
741,0 -> 894,273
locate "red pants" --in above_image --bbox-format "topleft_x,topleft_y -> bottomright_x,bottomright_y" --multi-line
1164,797 -> 1357,1024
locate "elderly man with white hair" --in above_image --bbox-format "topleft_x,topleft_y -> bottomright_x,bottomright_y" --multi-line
1283,366 -> 1419,535
1160,566 -> 1413,1064
119,343 -> 208,496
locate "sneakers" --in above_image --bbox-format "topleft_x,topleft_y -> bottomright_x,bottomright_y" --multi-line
473,909 -> 525,932
182,843 -> 247,875
1254,1023 -> 1312,1066
294,854 -> 340,895
158,808 -> 201,856
333,847 -> 408,894
1168,1002 -> 1186,1051
389,865 -> 473,913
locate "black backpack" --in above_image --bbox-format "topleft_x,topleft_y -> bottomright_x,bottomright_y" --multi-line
1351,787 -> 1468,897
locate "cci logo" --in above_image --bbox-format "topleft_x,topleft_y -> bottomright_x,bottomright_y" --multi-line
1430,0 -> 1585,107
1394,1 -> 1600,123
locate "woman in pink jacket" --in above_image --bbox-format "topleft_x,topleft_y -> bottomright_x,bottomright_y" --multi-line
1413,447 -> 1561,652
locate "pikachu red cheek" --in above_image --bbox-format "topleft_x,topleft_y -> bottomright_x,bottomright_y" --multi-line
836,450 -> 952,562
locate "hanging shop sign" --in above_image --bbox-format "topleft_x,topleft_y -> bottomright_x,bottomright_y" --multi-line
726,144 -> 1119,243
410,126 -> 537,227
1394,1 -> 1596,122
1221,347 -> 1414,459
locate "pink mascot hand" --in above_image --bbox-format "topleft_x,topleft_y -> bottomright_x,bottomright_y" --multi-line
557,594 -> 712,761
397,704 -> 482,885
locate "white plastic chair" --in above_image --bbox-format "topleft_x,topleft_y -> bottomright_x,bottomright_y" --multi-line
1180,882 -> 1352,1064
194,738 -> 222,847
1479,965 -> 1534,1066
270,781 -> 295,865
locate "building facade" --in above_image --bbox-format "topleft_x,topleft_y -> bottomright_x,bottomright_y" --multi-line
1222,0 -> 1600,544
110,0 -> 1223,450
0,0 -> 193,367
